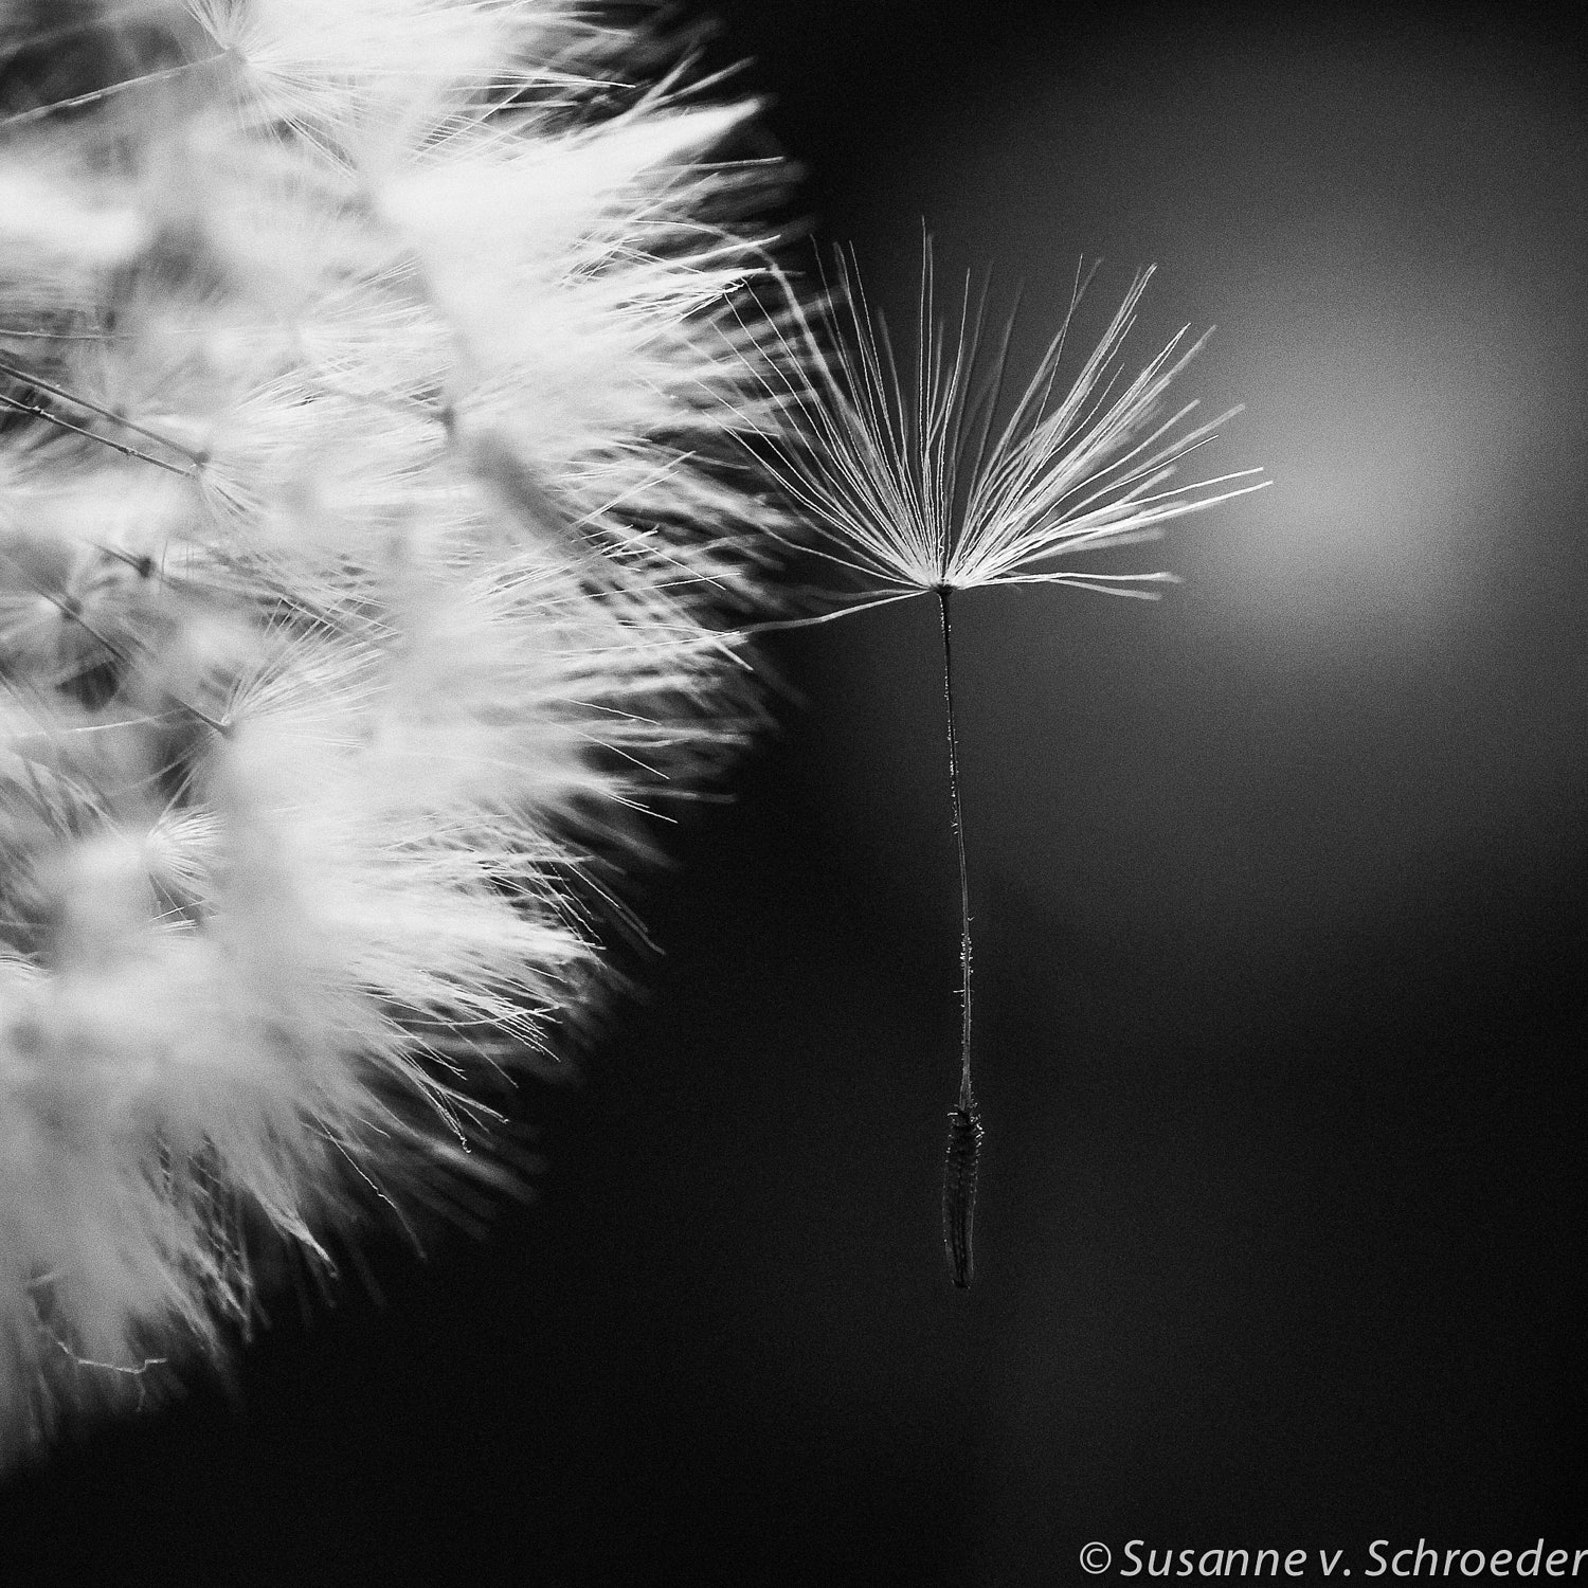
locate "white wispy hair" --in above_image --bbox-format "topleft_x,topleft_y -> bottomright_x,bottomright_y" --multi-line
769,250 -> 1268,611
0,0 -> 784,1463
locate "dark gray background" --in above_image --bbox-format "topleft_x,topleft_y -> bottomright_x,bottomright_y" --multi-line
3,3 -> 1585,1582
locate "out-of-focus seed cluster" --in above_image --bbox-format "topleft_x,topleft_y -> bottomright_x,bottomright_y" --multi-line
0,0 -> 786,1462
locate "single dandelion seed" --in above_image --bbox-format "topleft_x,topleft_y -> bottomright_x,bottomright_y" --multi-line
767,245 -> 1269,1288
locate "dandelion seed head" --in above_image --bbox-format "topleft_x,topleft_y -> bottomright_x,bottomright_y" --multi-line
0,0 -> 791,1465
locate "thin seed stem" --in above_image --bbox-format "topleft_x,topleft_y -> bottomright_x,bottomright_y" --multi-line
937,584 -> 973,1109
0,391 -> 195,477
0,56 -> 226,130
0,546 -> 230,736
0,357 -> 210,466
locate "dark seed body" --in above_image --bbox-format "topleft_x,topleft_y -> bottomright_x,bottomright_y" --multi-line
942,1103 -> 983,1289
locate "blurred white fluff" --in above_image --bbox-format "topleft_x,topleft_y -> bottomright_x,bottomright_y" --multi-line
0,0 -> 783,1462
